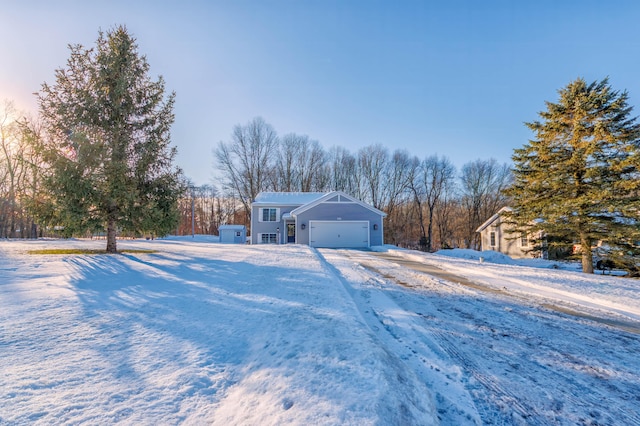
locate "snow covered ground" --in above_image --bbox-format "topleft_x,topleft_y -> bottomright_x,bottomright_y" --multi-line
1,237 -> 639,425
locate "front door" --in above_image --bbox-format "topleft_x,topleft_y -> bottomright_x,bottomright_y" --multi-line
287,223 -> 295,243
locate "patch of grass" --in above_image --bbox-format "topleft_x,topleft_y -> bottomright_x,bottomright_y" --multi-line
27,249 -> 158,255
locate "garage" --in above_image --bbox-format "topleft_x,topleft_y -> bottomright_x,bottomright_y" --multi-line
309,220 -> 369,248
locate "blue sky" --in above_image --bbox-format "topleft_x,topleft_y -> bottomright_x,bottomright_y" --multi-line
2,1 -> 640,185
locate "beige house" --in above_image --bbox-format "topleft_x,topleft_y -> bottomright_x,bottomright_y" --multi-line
476,206 -> 536,259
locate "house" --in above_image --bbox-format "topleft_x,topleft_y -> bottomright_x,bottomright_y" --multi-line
218,225 -> 246,244
476,206 -> 536,259
250,191 -> 386,248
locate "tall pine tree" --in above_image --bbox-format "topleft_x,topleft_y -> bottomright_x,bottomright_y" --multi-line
507,78 -> 640,274
36,26 -> 183,252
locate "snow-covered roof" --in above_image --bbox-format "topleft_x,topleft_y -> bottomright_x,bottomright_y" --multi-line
218,225 -> 246,230
290,191 -> 387,217
475,206 -> 513,233
253,192 -> 326,205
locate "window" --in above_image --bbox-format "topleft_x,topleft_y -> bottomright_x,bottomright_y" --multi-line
521,232 -> 528,247
490,231 -> 496,247
236,231 -> 241,237
260,233 -> 277,244
261,208 -> 278,222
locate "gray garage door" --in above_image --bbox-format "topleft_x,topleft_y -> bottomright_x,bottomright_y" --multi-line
309,221 -> 369,248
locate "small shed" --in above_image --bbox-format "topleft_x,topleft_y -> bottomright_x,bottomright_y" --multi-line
219,225 -> 246,244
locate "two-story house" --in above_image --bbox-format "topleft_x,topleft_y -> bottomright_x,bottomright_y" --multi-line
251,191 -> 386,248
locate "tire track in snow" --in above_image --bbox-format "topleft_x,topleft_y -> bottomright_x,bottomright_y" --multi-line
314,248 -> 481,425
339,249 -> 640,426
340,250 -> 549,425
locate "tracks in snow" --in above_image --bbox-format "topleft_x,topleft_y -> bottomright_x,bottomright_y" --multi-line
314,248 -> 481,425
320,249 -> 640,426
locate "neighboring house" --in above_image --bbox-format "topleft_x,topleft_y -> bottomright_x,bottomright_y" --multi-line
476,206 -> 536,259
251,191 -> 386,248
218,224 -> 246,244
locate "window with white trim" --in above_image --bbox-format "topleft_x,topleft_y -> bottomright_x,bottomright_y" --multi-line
260,233 -> 277,244
521,232 -> 529,247
260,208 -> 278,222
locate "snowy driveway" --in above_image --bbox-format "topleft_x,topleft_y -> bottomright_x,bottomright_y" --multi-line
319,248 -> 640,425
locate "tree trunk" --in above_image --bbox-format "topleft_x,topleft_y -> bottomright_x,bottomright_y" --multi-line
426,207 -> 434,252
106,217 -> 117,253
413,196 -> 427,251
580,232 -> 594,274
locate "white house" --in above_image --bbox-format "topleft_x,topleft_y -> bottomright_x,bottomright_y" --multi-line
250,191 -> 386,248
476,206 -> 536,259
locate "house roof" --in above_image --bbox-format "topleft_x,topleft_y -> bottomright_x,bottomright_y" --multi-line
218,225 -> 246,230
253,192 -> 325,206
252,191 -> 387,218
475,206 -> 513,233
290,191 -> 387,217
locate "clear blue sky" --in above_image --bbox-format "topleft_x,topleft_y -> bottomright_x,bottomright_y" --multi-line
2,1 -> 639,185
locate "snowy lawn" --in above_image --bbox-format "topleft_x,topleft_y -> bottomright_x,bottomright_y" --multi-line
0,238 -> 434,425
412,248 -> 640,323
1,238 -> 639,425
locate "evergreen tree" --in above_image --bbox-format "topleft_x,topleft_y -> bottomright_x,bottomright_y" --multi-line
506,78 -> 640,273
36,26 -> 183,252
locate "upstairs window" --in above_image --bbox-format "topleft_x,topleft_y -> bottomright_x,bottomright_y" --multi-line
261,208 -> 278,222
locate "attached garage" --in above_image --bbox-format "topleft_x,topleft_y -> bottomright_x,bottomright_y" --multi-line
309,220 -> 369,248
251,191 -> 386,247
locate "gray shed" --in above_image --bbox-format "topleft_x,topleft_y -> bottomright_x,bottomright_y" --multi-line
219,225 -> 246,244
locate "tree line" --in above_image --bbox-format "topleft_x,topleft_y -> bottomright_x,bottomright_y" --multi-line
1,99 -> 511,252
0,101 -> 42,239
214,116 -> 512,251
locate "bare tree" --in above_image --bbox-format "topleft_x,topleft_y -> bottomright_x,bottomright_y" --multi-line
384,150 -> 413,214
175,184 -> 242,236
434,182 -> 458,249
275,133 -> 300,192
409,155 -> 456,251
275,133 -> 328,192
0,100 -> 21,237
0,101 -> 46,238
460,158 -> 512,249
327,146 -> 358,196
215,117 -> 278,217
299,138 -> 327,192
357,144 -> 390,209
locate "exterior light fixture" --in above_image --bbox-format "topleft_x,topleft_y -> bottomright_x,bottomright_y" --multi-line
373,224 -> 378,231
301,223 -> 306,230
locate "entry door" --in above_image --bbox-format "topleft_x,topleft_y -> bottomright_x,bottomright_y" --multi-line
287,223 -> 295,243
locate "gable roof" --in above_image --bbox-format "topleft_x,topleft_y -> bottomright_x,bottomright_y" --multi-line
218,225 -> 246,230
290,191 -> 387,217
475,206 -> 513,233
253,192 -> 325,206
252,191 -> 387,217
